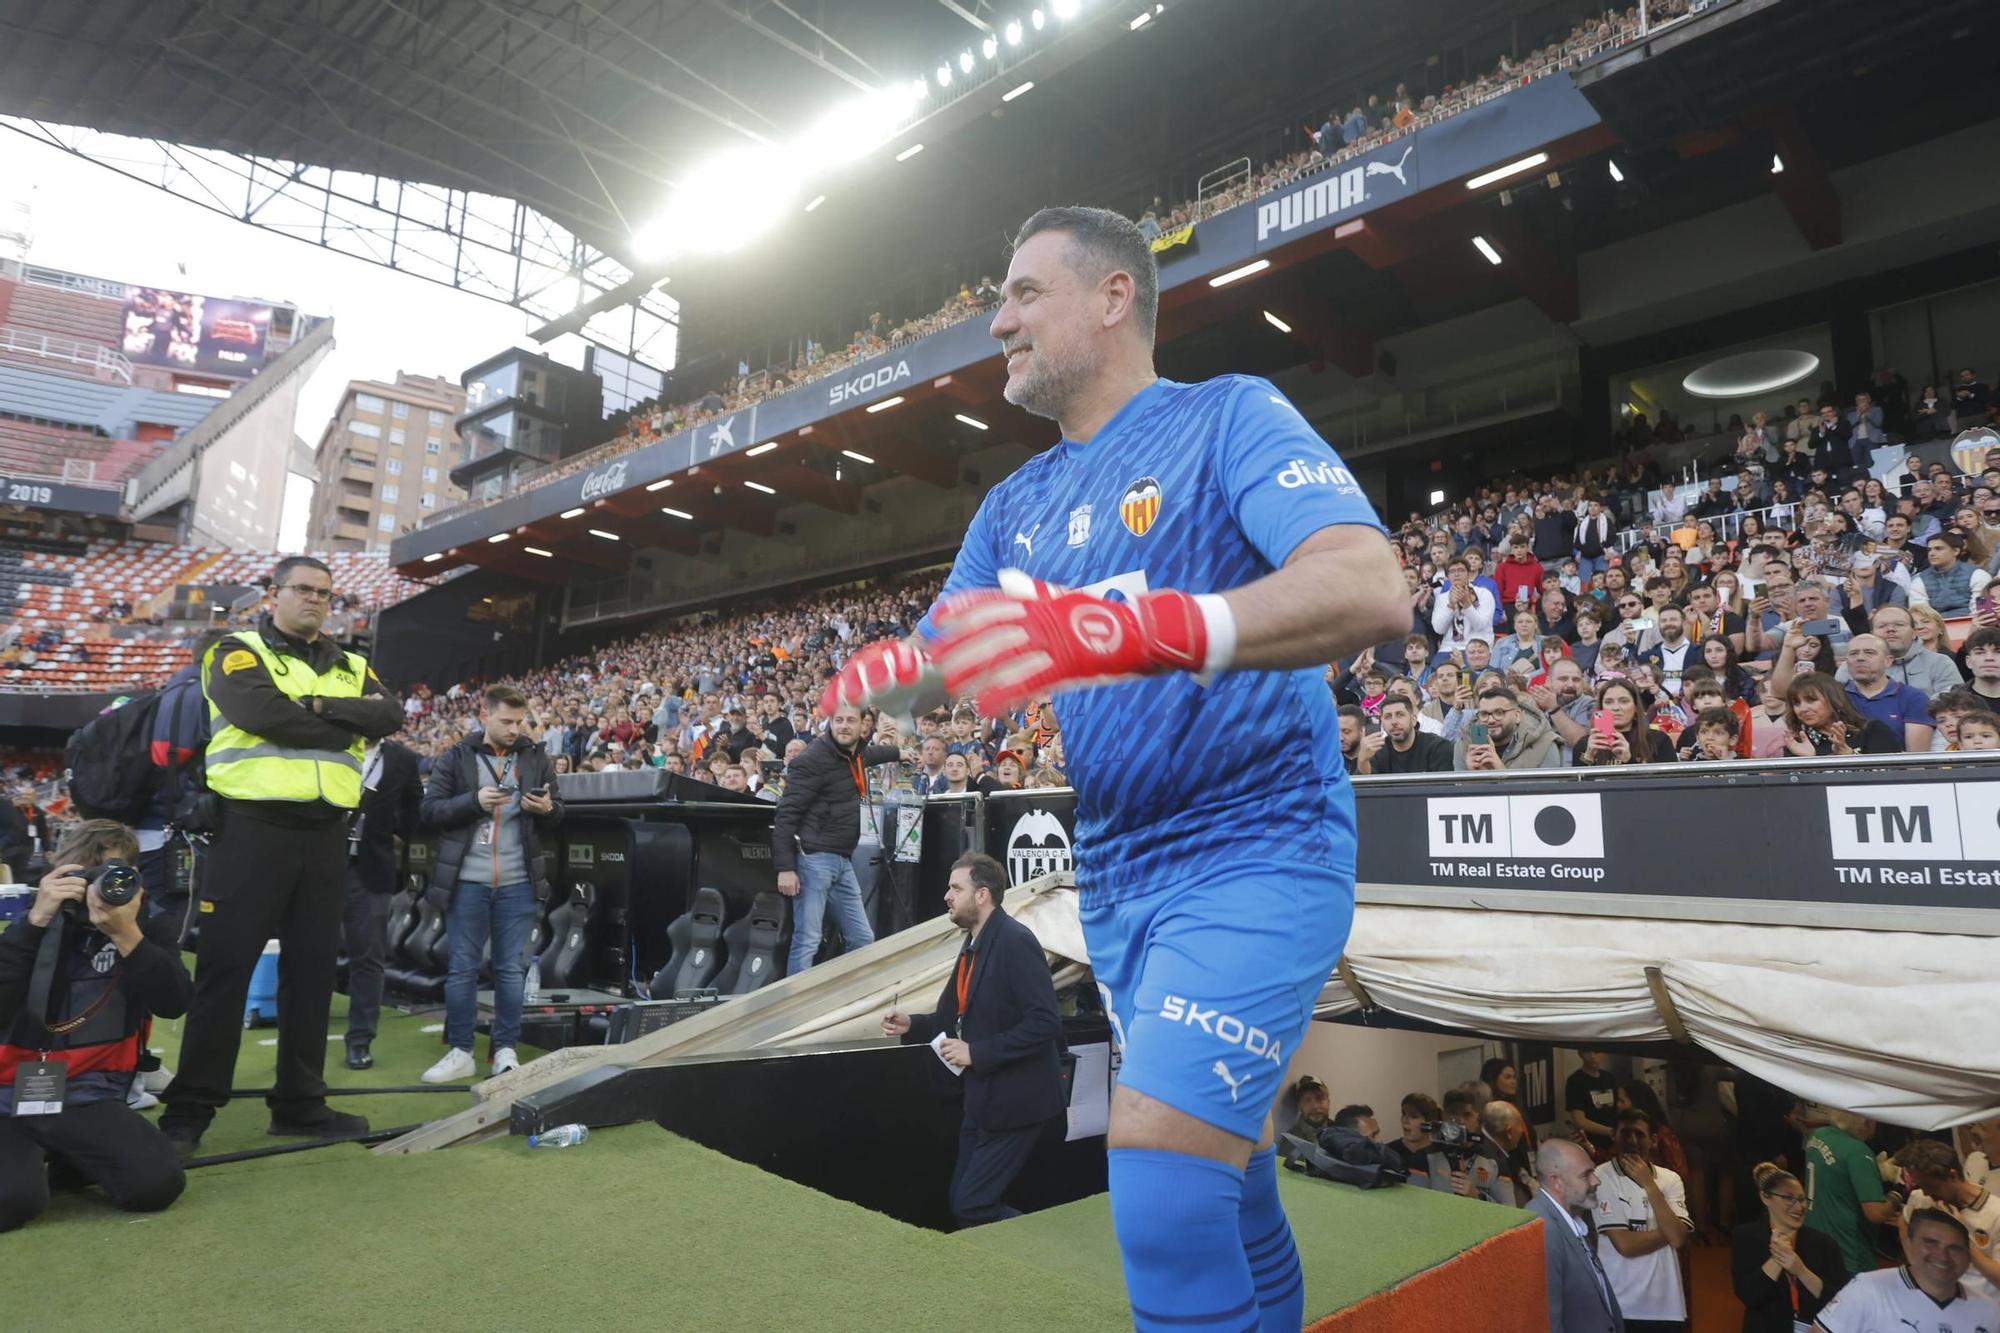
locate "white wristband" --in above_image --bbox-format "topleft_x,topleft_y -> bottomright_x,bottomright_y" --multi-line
1193,593 -> 1237,676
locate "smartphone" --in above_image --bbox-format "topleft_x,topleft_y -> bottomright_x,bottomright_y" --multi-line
1979,592 -> 1998,620
1363,715 -> 1382,736
1592,711 -> 1618,742
1466,719 -> 1490,746
1799,617 -> 1842,637
1630,617 -> 1656,632
528,787 -> 548,799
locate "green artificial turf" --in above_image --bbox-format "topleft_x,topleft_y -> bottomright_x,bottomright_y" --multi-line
11,1126 -> 1134,1332
133,965 -> 526,1157
965,1166 -> 1534,1321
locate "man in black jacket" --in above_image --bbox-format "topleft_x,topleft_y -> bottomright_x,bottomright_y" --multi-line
0,820 -> 191,1231
159,559 -> 405,1159
419,685 -> 563,1083
341,736 -> 423,1070
771,704 -> 900,976
883,852 -> 1064,1227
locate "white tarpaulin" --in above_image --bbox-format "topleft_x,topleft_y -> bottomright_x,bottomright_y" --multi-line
386,875 -> 1998,1153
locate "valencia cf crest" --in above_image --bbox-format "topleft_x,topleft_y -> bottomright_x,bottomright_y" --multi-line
1119,476 -> 1161,536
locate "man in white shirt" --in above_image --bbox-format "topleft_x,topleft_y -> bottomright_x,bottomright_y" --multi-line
1593,1109 -> 1693,1332
1815,1210 -> 2000,1332
1431,554 -> 1497,653
1895,1139 -> 2000,1300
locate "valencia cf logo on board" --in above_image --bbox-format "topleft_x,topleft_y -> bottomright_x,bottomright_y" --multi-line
1119,476 -> 1161,536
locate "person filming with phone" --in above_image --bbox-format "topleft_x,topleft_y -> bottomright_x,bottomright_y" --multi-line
419,685 -> 565,1084
0,820 -> 191,1232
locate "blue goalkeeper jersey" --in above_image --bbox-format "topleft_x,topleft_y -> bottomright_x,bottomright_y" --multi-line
918,375 -> 1386,906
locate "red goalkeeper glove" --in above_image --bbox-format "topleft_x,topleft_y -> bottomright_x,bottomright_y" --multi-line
929,572 -> 1236,715
817,638 -> 946,720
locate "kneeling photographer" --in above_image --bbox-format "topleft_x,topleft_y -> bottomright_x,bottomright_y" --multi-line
0,820 -> 192,1231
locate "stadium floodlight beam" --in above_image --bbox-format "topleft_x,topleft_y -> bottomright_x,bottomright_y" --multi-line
983,36 -> 999,58
662,507 -> 694,520
1005,20 -> 1023,44
1429,489 -> 1446,506
959,51 -> 975,73
1054,0 -> 1079,17
910,79 -> 928,100
896,143 -> 926,161
646,478 -> 674,491
487,532 -> 511,543
746,442 -> 778,456
588,528 -> 620,540
955,413 -> 989,430
1771,154 -> 1784,174
524,546 -> 553,558
1004,81 -> 1036,101
744,480 -> 778,495
422,552 -> 445,563
1130,11 -> 1151,28
1608,159 -> 1625,183
561,507 -> 586,519
866,395 -> 907,413
841,449 -> 876,464
1472,235 -> 1504,265
1262,310 -> 1292,333
805,194 -> 826,212
937,64 -> 952,86
1032,9 -> 1046,29
1208,259 -> 1270,287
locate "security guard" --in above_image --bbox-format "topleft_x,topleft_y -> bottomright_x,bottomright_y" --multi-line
158,557 -> 404,1158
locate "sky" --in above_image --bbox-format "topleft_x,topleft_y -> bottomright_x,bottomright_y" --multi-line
0,130 -> 592,549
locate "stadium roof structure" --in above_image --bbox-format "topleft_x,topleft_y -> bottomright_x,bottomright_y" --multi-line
0,0 -> 1159,356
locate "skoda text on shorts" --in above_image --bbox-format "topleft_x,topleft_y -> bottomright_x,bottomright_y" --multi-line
821,206 -> 1406,1332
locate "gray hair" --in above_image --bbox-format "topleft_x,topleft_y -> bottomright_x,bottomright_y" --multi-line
1013,205 -> 1159,340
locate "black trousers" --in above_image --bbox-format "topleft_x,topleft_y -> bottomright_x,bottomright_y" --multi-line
950,1118 -> 1050,1228
341,868 -> 391,1045
0,1098 -> 186,1231
162,810 -> 347,1128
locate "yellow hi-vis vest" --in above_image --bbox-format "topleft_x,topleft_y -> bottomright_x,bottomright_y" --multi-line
203,629 -> 368,808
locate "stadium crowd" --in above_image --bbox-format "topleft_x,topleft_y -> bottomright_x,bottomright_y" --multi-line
1280,1057 -> 2000,1329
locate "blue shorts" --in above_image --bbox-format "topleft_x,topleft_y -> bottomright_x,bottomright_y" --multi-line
1081,859 -> 1353,1141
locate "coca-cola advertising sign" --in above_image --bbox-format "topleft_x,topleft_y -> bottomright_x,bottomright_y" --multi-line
578,460 -> 629,501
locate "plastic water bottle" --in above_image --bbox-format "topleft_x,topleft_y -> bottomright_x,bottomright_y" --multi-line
523,956 -> 541,1006
526,1123 -> 589,1149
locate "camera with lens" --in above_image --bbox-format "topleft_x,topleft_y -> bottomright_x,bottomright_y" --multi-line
1420,1119 -> 1481,1171
67,859 -> 142,917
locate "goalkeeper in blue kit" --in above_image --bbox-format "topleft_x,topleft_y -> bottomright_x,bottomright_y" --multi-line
828,207 -> 1406,1331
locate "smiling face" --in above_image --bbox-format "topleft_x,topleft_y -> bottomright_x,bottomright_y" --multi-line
990,227 -> 1139,422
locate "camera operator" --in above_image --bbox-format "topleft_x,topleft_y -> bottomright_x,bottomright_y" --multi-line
772,703 -> 900,976
0,820 -> 190,1231
419,686 -> 564,1084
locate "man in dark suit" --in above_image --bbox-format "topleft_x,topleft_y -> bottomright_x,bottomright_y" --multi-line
1529,1138 -> 1625,1333
341,737 -> 422,1070
882,851 -> 1064,1228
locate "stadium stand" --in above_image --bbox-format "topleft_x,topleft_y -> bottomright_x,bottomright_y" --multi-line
420,2 -> 1672,531
0,540 -> 432,691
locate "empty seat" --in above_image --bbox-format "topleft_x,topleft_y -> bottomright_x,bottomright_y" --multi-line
386,884 -> 450,1000
714,891 -> 788,996
538,885 -> 593,990
649,887 -> 727,997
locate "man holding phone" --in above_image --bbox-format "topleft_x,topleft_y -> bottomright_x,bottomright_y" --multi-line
419,685 -> 565,1083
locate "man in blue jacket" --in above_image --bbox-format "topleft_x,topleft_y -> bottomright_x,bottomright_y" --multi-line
882,851 -> 1064,1228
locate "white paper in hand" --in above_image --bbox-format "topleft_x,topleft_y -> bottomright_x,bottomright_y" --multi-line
929,1031 -> 966,1077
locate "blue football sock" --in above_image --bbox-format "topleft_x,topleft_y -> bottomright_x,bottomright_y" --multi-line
1238,1148 -> 1305,1331
1109,1148 -> 1257,1333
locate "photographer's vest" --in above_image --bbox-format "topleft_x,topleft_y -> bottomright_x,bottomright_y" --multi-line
203,630 -> 367,809
0,921 -> 140,1112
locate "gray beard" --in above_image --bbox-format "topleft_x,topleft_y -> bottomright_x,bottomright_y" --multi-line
1003,343 -> 1094,421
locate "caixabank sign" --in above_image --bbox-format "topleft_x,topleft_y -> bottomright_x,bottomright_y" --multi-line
1354,762 -> 2000,934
